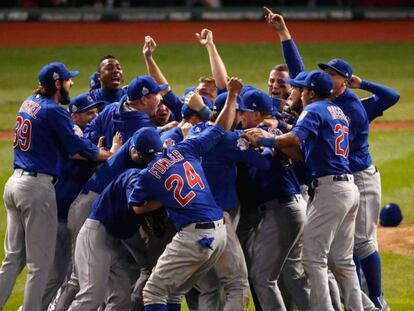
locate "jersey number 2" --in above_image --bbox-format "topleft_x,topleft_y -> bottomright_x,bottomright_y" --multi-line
164,161 -> 205,207
334,124 -> 349,157
13,116 -> 32,151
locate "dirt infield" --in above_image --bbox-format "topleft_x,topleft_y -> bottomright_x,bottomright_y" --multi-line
1,20 -> 414,47
378,224 -> 414,257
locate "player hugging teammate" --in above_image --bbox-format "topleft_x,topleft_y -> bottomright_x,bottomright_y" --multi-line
0,8 -> 400,311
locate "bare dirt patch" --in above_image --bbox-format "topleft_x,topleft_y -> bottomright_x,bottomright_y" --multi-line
378,224 -> 414,257
370,120 -> 414,131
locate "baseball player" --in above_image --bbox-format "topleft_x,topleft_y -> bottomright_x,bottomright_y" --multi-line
188,90 -> 276,311
264,8 -> 386,310
84,75 -> 167,149
67,127 -> 164,310
243,70 -> 365,310
129,79 -> 239,311
0,62 -> 111,311
42,93 -> 107,309
88,55 -> 127,108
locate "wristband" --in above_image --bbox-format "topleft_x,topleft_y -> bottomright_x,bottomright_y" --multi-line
198,106 -> 212,122
257,136 -> 276,148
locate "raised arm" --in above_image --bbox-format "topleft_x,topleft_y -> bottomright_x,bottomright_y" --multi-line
214,77 -> 243,131
263,7 -> 305,77
143,36 -> 171,95
196,29 -> 228,90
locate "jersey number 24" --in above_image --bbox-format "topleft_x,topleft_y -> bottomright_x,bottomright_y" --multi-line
165,161 -> 205,207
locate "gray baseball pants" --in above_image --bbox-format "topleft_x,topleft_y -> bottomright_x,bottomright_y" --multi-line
248,195 -> 306,311
302,174 -> 366,311
0,170 -> 58,311
353,164 -> 381,259
68,219 -> 131,311
196,211 -> 249,311
143,219 -> 226,306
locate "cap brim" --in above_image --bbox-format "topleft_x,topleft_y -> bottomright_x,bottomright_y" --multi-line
284,78 -> 303,88
76,101 -> 104,112
155,83 -> 169,93
68,70 -> 80,79
318,63 -> 347,79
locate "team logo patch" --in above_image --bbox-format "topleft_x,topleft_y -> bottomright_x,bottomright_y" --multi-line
142,87 -> 149,96
297,111 -> 308,122
87,95 -> 93,102
163,138 -> 175,148
268,128 -> 282,136
237,137 -> 249,151
53,72 -> 60,80
72,105 -> 78,112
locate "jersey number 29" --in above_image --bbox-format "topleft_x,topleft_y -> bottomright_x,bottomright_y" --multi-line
165,161 -> 205,207
13,116 -> 32,151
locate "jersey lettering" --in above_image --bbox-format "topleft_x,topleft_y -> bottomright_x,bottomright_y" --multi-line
334,124 -> 349,158
13,116 -> 32,151
164,161 -> 205,207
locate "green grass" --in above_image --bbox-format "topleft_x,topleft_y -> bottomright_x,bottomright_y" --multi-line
0,42 -> 413,309
0,42 -> 413,129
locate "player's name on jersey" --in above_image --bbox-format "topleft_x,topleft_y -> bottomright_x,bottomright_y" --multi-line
19,100 -> 41,119
327,105 -> 348,122
149,150 -> 184,179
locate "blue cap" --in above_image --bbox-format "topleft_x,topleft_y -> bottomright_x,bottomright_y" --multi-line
380,203 -> 403,227
69,94 -> 104,113
88,72 -> 101,90
239,85 -> 258,97
213,92 -> 247,112
181,94 -> 213,121
241,90 -> 273,114
38,62 -> 79,86
127,75 -> 168,101
295,70 -> 333,98
132,127 -> 163,155
318,58 -> 353,80
285,71 -> 308,88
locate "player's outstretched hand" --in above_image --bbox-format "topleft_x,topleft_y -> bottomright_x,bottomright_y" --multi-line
180,122 -> 193,138
143,35 -> 157,58
263,6 -> 288,33
347,75 -> 362,89
97,136 -> 105,149
159,121 -> 179,133
110,132 -> 123,154
258,118 -> 279,129
227,77 -> 243,94
242,128 -> 274,146
196,28 -> 213,46
184,91 -> 205,112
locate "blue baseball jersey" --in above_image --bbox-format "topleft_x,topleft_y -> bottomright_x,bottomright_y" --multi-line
282,41 -> 372,173
333,89 -> 371,172
282,39 -> 305,79
83,95 -> 154,149
88,87 -> 127,110
188,122 -> 272,211
82,130 -> 144,194
129,125 -> 225,230
292,100 -> 351,178
55,157 -> 96,221
360,80 -> 400,123
160,127 -> 183,148
89,168 -> 143,239
13,95 -> 99,178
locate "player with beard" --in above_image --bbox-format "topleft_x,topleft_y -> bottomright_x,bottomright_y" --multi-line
0,62 -> 112,311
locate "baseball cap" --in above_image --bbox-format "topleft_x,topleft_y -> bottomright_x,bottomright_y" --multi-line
131,127 -> 163,155
213,92 -> 248,113
38,62 -> 80,86
127,75 -> 168,101
88,72 -> 101,90
285,71 -> 308,88
181,94 -> 213,121
241,90 -> 273,114
294,70 -> 333,98
69,94 -> 104,113
318,58 -> 353,80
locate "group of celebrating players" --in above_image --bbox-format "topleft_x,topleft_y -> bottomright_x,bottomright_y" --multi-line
0,7 -> 400,311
